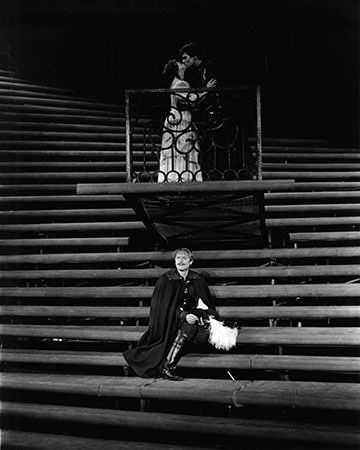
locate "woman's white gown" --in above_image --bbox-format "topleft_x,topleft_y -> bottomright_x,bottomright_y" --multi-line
158,79 -> 202,182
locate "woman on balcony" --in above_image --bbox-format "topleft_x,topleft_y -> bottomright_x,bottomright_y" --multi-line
158,59 -> 216,183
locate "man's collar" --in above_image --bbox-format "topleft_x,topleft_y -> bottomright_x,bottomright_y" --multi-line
166,269 -> 200,280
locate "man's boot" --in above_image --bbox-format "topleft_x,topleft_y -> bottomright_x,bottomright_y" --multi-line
161,328 -> 189,381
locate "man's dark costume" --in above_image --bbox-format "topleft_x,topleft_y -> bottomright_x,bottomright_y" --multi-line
184,59 -> 216,89
184,60 -> 256,179
123,269 -> 216,379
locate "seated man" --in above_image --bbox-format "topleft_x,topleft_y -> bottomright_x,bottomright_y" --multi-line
123,247 -> 217,381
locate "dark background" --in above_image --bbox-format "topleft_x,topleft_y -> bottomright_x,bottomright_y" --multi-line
1,0 -> 359,144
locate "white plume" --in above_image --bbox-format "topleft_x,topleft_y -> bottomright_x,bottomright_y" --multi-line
208,317 -> 238,351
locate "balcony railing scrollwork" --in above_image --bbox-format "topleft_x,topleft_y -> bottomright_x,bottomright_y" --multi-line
125,86 -> 262,183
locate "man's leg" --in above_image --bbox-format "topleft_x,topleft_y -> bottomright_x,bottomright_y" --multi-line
161,322 -> 197,381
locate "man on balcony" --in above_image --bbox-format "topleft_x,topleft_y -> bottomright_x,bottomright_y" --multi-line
180,42 -> 217,89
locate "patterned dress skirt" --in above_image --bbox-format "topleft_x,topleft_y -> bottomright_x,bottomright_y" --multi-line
158,107 -> 202,182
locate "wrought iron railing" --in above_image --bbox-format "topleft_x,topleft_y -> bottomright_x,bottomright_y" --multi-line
125,86 -> 262,183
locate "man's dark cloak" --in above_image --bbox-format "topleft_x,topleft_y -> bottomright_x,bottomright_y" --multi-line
123,269 -> 215,378
184,58 -> 256,178
184,59 -> 217,88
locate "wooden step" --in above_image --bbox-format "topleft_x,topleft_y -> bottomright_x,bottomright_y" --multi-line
1,374 -> 359,410
2,349 -> 359,373
259,146 -> 358,153
0,77 -> 75,95
0,172 -> 127,182
0,184 -> 77,194
266,191 -> 360,201
2,264 -> 360,280
266,203 -> 360,213
260,153 -> 360,161
276,182 -> 360,191
0,69 -> 16,77
1,430 -> 210,450
1,284 -> 359,298
0,111 -> 124,124
0,237 -> 130,248
0,131 -> 154,144
264,163 -> 360,170
0,194 -> 125,204
0,247 -> 358,262
0,161 -> 156,171
0,103 -> 122,116
8,214 -> 357,229
2,211 -> 260,224
3,403 -> 358,446
0,208 -> 135,220
3,193 -> 357,206
290,231 -> 360,243
266,216 -> 360,227
0,87 -> 121,107
0,140 -> 141,149
263,172 -> 360,180
0,150 -> 150,161
2,325 -> 359,346
0,221 -> 146,233
0,130 -> 125,141
0,120 -> 126,132
0,93 -> 122,112
2,305 -> 359,320
0,193 -> 360,207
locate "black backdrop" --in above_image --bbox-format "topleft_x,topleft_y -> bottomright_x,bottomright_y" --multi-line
1,0 -> 359,145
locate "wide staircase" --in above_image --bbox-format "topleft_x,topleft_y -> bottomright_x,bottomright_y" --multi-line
262,139 -> 360,248
1,71 -> 360,449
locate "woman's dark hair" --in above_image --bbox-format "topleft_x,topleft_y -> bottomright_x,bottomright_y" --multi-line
162,59 -> 179,83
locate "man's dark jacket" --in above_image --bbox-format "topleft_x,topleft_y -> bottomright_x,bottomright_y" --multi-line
123,269 -> 215,378
184,59 -> 216,88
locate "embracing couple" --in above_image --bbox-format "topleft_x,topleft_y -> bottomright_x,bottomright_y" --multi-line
158,43 -> 217,183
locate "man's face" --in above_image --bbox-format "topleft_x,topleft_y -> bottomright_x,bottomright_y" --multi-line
182,52 -> 196,68
175,251 -> 193,272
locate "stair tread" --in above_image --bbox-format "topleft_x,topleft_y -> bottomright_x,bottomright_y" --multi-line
0,76 -> 75,94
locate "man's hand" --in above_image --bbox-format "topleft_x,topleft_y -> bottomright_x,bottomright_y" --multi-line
206,78 -> 217,88
185,313 -> 199,324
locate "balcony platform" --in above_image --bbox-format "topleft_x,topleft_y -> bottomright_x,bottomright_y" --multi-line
77,180 -> 295,195
77,180 -> 295,249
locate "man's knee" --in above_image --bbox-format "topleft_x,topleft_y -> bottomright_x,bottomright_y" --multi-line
179,321 -> 209,344
179,321 -> 198,340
